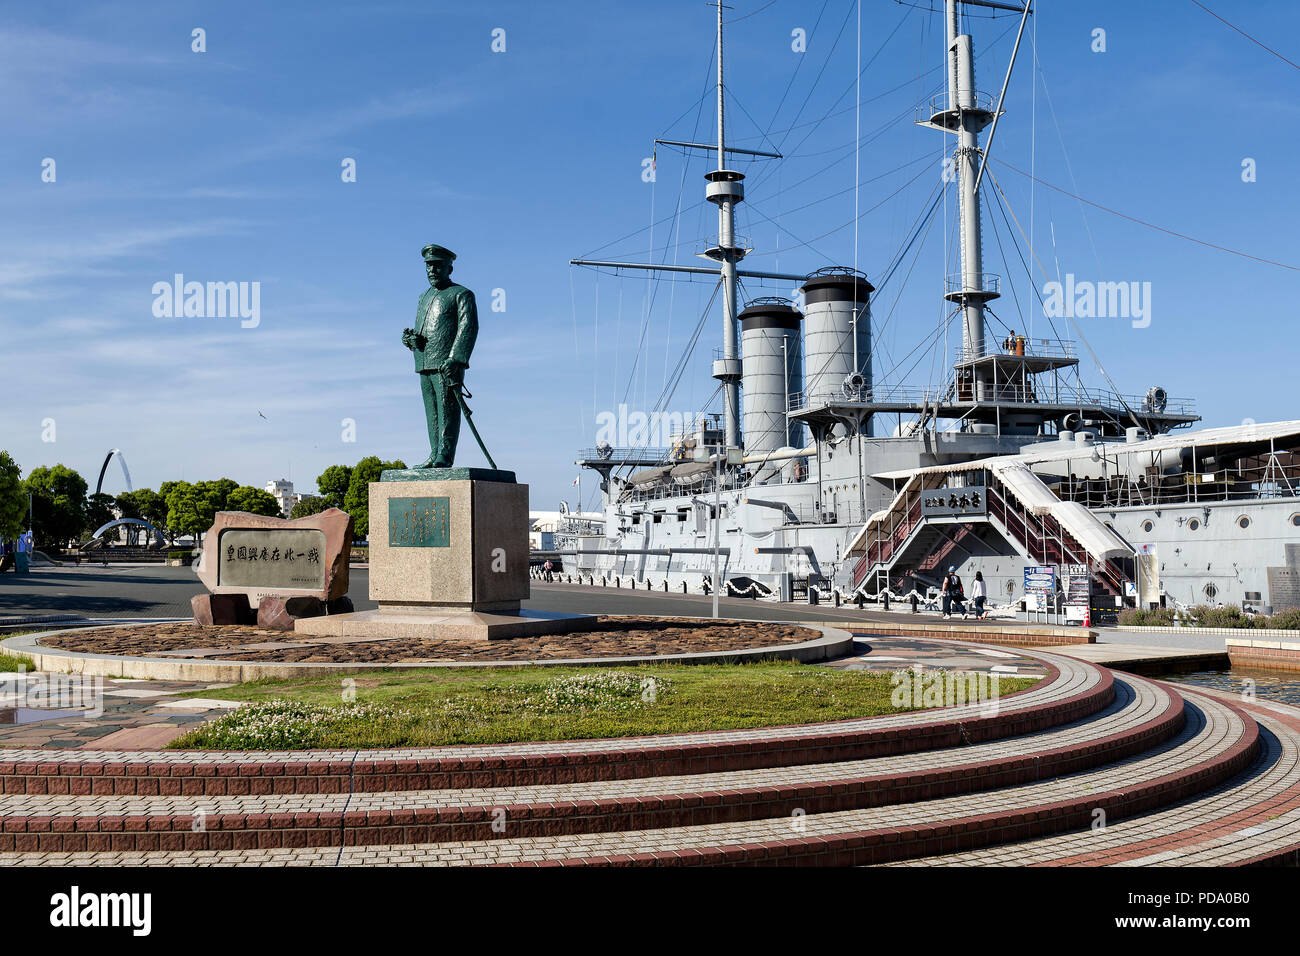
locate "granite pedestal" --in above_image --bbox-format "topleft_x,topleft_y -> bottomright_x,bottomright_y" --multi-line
295,472 -> 593,641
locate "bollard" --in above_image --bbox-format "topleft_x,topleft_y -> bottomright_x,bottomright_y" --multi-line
682,581 -> 688,593
834,591 -> 841,607
857,593 -> 865,609
910,593 -> 919,614
662,580 -> 668,591
882,592 -> 889,611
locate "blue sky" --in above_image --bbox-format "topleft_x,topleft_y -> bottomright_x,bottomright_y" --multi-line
2,0 -> 1298,513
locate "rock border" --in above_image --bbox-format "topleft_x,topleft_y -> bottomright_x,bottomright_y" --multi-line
1,619 -> 854,682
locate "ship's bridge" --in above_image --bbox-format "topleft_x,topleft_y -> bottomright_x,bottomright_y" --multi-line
786,335 -> 1198,437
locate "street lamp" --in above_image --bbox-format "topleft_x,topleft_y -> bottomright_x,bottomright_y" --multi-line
696,442 -> 743,618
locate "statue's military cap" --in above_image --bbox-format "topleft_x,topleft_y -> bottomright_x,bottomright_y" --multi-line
421,243 -> 457,262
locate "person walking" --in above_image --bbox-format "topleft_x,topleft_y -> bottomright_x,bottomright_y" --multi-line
941,566 -> 968,619
972,570 -> 988,620
543,559 -> 553,582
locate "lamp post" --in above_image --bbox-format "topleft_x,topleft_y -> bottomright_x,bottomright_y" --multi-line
697,443 -> 743,618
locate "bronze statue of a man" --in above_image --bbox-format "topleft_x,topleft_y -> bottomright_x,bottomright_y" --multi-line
403,243 -> 478,469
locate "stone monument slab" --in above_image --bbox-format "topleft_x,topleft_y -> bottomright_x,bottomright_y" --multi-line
195,507 -> 353,609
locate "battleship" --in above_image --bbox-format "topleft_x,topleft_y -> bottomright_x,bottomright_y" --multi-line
560,0 -> 1300,620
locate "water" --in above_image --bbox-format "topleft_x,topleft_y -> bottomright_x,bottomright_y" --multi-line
0,707 -> 94,725
1163,669 -> 1300,708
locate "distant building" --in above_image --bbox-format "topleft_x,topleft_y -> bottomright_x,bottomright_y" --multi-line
265,479 -> 301,517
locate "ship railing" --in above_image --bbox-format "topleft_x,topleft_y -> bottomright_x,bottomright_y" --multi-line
787,382 -> 1196,416
697,234 -> 754,258
959,338 -> 1078,362
1054,461 -> 1300,509
787,384 -> 946,411
1074,388 -> 1197,417
944,273 -> 1000,297
578,447 -> 672,464
919,90 -> 999,123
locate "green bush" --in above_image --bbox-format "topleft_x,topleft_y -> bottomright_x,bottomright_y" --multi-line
1265,607 -> 1300,630
1188,604 -> 1254,629
1119,607 -> 1177,626
166,550 -> 193,560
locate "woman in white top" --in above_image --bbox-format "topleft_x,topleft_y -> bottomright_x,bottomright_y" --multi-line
971,571 -> 988,620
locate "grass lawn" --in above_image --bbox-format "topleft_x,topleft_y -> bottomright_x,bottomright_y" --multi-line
0,651 -> 35,672
169,660 -> 1039,750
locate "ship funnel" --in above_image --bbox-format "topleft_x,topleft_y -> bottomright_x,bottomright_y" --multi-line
800,268 -> 873,410
739,297 -> 803,469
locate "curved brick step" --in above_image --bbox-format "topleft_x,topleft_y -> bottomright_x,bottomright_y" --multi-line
884,686 -> 1300,868
0,673 -> 1181,853
0,652 -> 1111,797
0,676 -> 1257,866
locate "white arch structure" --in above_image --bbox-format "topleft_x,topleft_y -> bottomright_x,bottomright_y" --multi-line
95,448 -> 133,496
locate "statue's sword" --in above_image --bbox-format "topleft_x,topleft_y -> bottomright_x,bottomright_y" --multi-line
440,371 -> 499,470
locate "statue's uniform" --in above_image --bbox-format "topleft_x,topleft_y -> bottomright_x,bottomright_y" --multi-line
413,282 -> 478,468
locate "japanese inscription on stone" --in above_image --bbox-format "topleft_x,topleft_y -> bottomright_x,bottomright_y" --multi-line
389,496 -> 451,548
217,529 -> 327,590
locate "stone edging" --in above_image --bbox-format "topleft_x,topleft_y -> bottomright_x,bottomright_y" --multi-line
840,619 -> 1095,646
1119,625 -> 1300,638
0,622 -> 855,682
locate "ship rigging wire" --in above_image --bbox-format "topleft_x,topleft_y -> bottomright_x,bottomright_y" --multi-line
1189,0 -> 1300,72
994,158 -> 1300,274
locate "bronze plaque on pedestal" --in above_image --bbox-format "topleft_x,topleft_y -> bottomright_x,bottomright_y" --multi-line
389,496 -> 451,548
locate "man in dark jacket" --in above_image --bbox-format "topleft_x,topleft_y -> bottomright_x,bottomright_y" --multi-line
941,566 -> 968,619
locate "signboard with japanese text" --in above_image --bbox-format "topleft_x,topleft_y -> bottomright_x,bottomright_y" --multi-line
921,486 -> 988,518
217,529 -> 326,590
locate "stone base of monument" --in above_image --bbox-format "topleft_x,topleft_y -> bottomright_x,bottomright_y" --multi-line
294,471 -> 594,642
293,606 -> 594,642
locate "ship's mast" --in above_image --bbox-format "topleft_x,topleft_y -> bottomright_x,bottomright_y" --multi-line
570,3 -> 802,455
709,0 -> 745,449
938,0 -> 1001,401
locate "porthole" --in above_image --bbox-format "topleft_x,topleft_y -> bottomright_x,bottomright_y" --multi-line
1238,515 -> 1251,530
1188,518 -> 1200,531
1291,513 -> 1300,528
1142,520 -> 1154,533
1204,583 -> 1218,601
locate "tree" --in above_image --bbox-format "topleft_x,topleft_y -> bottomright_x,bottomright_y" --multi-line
116,488 -> 166,527
164,481 -> 213,542
316,464 -> 353,511
0,452 -> 22,530
290,495 -> 329,519
115,488 -> 168,545
84,492 -> 117,540
226,485 -> 282,517
196,478 -> 238,513
0,451 -> 25,540
24,464 -> 88,550
344,456 -> 406,538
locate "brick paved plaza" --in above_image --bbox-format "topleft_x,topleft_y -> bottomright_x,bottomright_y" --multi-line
3,621 -> 1300,867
